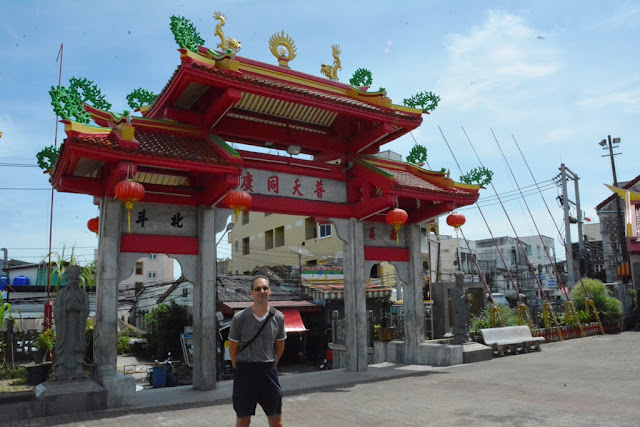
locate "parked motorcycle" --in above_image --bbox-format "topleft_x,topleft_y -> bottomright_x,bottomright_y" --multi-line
147,352 -> 175,387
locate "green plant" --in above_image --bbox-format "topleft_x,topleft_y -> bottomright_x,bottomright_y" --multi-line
34,329 -> 56,353
35,145 -> 60,171
170,15 -> 205,52
403,91 -> 440,112
349,68 -> 373,87
407,144 -> 428,165
460,166 -> 494,186
471,304 -> 520,335
117,335 -> 130,355
126,88 -> 157,109
44,244 -> 95,291
144,300 -> 190,359
570,278 -> 622,322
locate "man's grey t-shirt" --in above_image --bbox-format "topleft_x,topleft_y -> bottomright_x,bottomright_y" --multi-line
228,307 -> 286,363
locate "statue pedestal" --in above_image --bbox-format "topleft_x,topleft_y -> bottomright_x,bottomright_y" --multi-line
33,379 -> 107,417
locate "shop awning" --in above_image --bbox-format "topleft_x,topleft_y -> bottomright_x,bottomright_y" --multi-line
282,310 -> 308,333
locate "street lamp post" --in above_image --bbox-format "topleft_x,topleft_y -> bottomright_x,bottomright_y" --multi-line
599,135 -> 628,274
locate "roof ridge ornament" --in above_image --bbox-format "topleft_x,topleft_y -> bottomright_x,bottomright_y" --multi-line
320,44 -> 342,81
213,11 -> 242,56
269,30 -> 297,69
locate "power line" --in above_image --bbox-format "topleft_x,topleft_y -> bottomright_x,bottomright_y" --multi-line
0,162 -> 38,167
0,187 -> 51,190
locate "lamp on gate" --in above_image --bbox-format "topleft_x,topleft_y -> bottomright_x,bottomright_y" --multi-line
287,145 -> 301,156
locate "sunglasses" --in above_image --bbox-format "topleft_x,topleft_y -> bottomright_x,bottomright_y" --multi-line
253,286 -> 270,292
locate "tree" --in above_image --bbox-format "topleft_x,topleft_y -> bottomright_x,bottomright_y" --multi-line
570,278 -> 622,322
144,300 -> 191,359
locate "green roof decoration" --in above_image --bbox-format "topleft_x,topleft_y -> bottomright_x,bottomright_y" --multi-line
170,15 -> 205,53
403,91 -> 441,112
126,88 -> 157,109
460,166 -> 494,186
406,144 -> 428,165
49,77 -> 111,124
36,145 -> 59,171
349,68 -> 373,87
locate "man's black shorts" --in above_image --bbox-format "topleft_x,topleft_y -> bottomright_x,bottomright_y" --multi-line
233,362 -> 282,418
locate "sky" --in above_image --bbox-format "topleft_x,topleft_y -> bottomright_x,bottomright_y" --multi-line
1,0 -> 639,269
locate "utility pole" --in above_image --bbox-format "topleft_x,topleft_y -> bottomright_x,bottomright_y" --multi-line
599,136 -> 628,266
559,164 -> 584,287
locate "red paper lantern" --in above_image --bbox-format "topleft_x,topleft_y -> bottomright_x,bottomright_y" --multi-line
446,212 -> 466,229
224,189 -> 252,223
386,208 -> 408,245
115,179 -> 145,233
87,217 -> 99,235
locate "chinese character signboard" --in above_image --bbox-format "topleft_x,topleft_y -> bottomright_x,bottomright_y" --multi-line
240,169 -> 347,204
121,203 -> 197,237
362,221 -> 407,248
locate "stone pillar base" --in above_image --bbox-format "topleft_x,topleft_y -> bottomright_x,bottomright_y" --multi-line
34,379 -> 107,417
98,371 -> 136,408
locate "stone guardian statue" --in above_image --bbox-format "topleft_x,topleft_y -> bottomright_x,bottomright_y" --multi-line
53,265 -> 90,380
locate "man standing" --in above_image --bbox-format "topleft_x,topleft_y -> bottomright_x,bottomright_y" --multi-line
229,276 -> 286,427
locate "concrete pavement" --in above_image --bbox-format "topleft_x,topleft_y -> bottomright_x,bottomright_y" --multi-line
6,331 -> 640,426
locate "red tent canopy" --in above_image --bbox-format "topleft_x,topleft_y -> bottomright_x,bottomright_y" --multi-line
282,310 -> 307,333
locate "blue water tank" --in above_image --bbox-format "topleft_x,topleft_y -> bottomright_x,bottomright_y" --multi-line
0,275 -> 8,290
12,276 -> 29,286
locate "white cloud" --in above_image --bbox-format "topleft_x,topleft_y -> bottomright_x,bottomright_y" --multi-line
578,79 -> 640,115
438,11 -> 562,110
591,2 -> 640,30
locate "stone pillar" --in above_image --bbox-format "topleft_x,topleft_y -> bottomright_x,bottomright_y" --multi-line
94,199 -> 120,379
451,272 -> 470,345
395,224 -> 424,363
94,198 -> 134,408
430,282 -> 447,339
190,207 -> 227,390
332,218 -> 367,371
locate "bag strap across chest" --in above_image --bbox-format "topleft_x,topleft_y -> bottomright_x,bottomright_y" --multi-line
238,307 -> 276,354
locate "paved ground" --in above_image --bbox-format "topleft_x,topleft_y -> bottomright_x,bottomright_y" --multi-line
5,331 -> 640,426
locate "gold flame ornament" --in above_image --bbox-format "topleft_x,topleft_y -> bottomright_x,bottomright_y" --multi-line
269,30 -> 297,68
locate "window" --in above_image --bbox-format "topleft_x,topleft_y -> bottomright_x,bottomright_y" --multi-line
234,240 -> 239,252
182,288 -> 188,298
242,237 -> 250,255
135,262 -> 143,275
242,210 -> 249,225
305,218 -> 317,240
148,254 -> 157,260
526,245 -> 532,256
147,271 -> 156,279
275,226 -> 285,247
319,224 -> 332,239
265,229 -> 274,250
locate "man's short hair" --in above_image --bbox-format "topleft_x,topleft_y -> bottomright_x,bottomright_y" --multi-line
252,275 -> 270,290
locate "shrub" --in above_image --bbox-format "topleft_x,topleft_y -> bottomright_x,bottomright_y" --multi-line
570,278 -> 622,322
117,336 -> 130,355
34,329 -> 56,353
144,300 -> 190,359
471,304 -> 521,335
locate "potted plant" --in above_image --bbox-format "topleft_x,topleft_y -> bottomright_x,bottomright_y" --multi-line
33,329 -> 55,364
377,316 -> 395,342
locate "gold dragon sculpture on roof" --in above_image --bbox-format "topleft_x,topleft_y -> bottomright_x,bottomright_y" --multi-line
213,11 -> 242,54
320,44 -> 342,81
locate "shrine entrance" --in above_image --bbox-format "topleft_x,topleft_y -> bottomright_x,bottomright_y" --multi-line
49,12 -> 480,407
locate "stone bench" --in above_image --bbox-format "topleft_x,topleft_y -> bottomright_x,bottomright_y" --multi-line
480,326 -> 545,357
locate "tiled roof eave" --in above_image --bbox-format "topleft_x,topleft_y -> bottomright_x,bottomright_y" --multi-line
186,62 -> 421,122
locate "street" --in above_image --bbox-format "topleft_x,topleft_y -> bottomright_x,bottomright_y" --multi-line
7,331 -> 639,426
